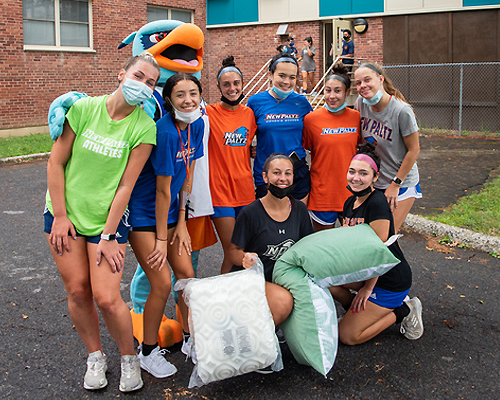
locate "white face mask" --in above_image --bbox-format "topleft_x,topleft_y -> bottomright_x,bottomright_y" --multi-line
172,105 -> 202,124
121,78 -> 153,106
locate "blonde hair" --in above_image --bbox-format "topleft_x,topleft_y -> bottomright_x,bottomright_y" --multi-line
121,53 -> 160,84
359,62 -> 409,105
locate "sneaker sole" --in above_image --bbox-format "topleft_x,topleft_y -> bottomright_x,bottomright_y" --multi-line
119,379 -> 144,393
83,379 -> 108,390
405,297 -> 424,340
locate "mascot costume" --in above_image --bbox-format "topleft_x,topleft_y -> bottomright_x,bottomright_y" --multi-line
48,20 -> 216,348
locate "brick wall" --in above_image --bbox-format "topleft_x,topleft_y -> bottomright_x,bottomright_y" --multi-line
0,0 -> 207,130
204,21 -> 324,104
353,17 -> 383,65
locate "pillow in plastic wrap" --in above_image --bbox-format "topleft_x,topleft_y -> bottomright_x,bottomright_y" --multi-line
177,259 -> 282,387
273,224 -> 401,376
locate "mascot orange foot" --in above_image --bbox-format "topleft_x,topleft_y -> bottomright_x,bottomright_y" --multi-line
130,307 -> 183,348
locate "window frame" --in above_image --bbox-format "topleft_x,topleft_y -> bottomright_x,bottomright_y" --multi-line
147,5 -> 194,23
23,0 -> 94,53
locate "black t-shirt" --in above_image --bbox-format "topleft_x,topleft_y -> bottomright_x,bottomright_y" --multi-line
231,198 -> 314,282
342,190 -> 412,292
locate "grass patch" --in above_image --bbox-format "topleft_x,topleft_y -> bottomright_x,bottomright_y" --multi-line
0,134 -> 53,158
428,176 -> 500,237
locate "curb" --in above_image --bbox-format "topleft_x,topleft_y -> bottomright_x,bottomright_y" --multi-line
0,152 -> 51,163
403,213 -> 500,254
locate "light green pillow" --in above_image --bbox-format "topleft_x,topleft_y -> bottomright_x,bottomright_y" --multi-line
273,224 -> 401,376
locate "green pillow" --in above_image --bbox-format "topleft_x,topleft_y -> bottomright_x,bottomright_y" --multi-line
273,224 -> 401,376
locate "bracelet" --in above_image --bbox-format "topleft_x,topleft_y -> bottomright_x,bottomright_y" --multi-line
179,208 -> 186,212
156,238 -> 168,241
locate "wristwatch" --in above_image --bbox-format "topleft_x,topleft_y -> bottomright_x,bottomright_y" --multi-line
392,177 -> 403,186
100,233 -> 116,241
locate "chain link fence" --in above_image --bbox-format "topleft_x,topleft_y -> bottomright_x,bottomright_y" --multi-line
384,62 -> 500,136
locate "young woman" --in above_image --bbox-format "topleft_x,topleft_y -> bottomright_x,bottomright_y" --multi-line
230,154 -> 314,325
297,36 -> 316,95
354,62 -> 421,231
247,53 -> 313,202
44,53 -> 159,392
329,144 -> 423,345
207,56 -> 257,274
127,73 -> 205,374
303,63 -> 361,231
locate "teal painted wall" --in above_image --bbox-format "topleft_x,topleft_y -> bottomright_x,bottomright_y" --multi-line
207,0 -> 258,25
319,0 -> 384,17
463,0 -> 500,5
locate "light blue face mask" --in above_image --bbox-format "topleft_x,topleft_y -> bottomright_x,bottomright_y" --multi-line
325,102 -> 347,113
272,85 -> 294,100
362,90 -> 383,106
121,78 -> 153,106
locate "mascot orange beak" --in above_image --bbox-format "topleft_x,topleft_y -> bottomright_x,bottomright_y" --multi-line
146,23 -> 204,73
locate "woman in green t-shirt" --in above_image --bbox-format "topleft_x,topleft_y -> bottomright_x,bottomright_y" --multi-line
44,53 -> 159,393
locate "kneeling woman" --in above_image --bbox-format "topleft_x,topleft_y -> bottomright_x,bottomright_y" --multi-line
329,144 -> 423,345
229,154 -> 314,325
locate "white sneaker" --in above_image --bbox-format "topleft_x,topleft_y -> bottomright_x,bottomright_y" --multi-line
139,346 -> 177,378
83,350 -> 107,390
119,355 -> 143,392
400,297 -> 424,340
181,333 -> 192,356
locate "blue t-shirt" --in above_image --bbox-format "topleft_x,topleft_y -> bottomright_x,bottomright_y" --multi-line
247,91 -> 312,186
342,40 -> 354,64
129,114 -> 204,226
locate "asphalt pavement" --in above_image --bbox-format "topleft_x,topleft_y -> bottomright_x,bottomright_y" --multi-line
1,134 -> 499,399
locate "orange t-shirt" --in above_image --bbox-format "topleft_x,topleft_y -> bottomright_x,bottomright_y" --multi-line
303,107 -> 361,211
207,103 -> 257,207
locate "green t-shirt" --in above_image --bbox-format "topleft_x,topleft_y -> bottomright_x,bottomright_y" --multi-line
46,95 -> 156,236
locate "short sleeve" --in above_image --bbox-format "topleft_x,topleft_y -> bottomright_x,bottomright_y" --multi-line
65,97 -> 87,135
231,207 -> 254,249
192,118 -> 205,161
398,105 -> 419,137
151,118 -> 176,176
298,202 -> 314,237
364,193 -> 392,225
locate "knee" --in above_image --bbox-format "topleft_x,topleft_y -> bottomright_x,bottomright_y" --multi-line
267,285 -> 293,325
65,283 -> 93,307
338,325 -> 361,346
93,292 -> 121,315
149,279 -> 172,302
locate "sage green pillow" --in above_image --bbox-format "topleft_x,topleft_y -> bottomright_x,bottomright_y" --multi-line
273,224 -> 401,376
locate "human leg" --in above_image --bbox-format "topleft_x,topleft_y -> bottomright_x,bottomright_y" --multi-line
301,70 -> 308,92
47,234 -> 102,353
393,197 -> 415,233
87,242 -> 136,356
128,231 -> 172,346
212,216 -> 237,274
265,282 -> 293,325
328,282 -> 363,309
308,72 -> 315,92
338,301 -> 396,345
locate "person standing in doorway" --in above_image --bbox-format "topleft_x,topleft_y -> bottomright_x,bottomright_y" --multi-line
341,29 -> 354,72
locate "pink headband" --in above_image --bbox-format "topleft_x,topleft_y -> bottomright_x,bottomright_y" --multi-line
352,154 -> 378,173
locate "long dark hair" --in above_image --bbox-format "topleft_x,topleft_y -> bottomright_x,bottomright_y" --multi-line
162,73 -> 202,114
269,53 -> 299,74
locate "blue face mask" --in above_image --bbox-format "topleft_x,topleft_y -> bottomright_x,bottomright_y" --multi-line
272,85 -> 294,100
362,90 -> 383,106
121,78 -> 153,106
325,101 -> 347,113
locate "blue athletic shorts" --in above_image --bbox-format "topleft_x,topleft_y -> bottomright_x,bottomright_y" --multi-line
44,207 -> 130,244
212,205 -> 246,219
308,210 -> 339,225
377,183 -> 422,201
368,286 -> 410,309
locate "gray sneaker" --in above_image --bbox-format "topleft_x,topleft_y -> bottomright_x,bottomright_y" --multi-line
119,355 -> 143,392
400,297 -> 424,340
181,334 -> 192,356
83,350 -> 107,390
139,346 -> 177,378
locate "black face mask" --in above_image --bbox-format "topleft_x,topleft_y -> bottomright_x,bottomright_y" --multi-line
268,183 -> 294,199
221,93 -> 244,107
346,185 -> 373,197
344,36 -> 350,41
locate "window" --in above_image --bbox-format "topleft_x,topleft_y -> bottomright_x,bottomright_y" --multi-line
147,5 -> 193,23
23,0 -> 92,50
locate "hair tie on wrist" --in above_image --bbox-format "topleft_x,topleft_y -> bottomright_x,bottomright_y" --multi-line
156,238 -> 168,241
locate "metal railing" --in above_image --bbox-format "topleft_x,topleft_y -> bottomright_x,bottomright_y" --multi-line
384,62 -> 500,135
